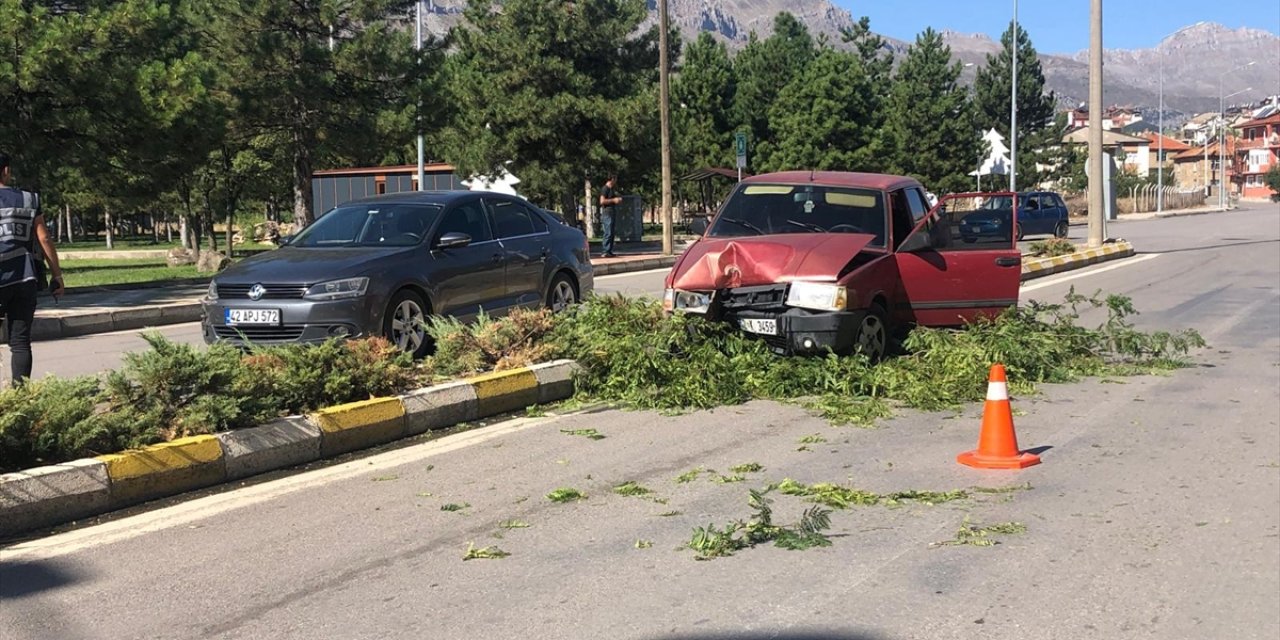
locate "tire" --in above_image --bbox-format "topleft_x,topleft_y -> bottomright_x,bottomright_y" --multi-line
854,304 -> 889,362
1015,223 -> 1025,242
383,289 -> 431,358
545,273 -> 578,312
1053,220 -> 1069,239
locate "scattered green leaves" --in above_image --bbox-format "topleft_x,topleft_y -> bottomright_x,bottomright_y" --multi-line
560,428 -> 605,440
634,539 -> 653,549
498,520 -> 531,529
462,543 -> 511,560
547,488 -> 587,503
798,434 -> 828,445
688,488 -> 833,560
776,478 -> 969,509
441,503 -> 471,512
613,481 -> 653,497
675,467 -> 709,484
933,518 -> 1027,547
729,462 -> 764,474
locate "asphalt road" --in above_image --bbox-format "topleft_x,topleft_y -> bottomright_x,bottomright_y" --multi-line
1,204 -> 1277,639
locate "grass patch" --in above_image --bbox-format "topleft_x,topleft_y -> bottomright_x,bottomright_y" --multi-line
547,487 -> 587,503
61,258 -> 204,288
462,543 -> 510,560
1027,238 -> 1077,258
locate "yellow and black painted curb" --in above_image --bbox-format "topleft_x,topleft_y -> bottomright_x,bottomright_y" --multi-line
1021,241 -> 1136,281
0,360 -> 580,538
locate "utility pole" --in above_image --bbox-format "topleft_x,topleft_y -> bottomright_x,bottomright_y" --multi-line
1087,0 -> 1105,248
415,0 -> 426,191
1010,0 -> 1018,194
658,0 -> 674,256
1157,50 -> 1163,212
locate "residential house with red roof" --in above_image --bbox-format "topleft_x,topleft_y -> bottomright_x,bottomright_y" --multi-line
1235,113 -> 1280,200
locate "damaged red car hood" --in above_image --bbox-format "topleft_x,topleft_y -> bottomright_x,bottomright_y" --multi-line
669,233 -> 877,290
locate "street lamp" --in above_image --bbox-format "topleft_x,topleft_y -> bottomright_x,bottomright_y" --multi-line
1157,45 -> 1163,211
1218,60 -> 1256,210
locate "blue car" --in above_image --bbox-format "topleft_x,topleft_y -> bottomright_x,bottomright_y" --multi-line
959,191 -> 1070,243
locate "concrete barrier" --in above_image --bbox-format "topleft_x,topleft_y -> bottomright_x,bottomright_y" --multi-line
96,435 -> 226,507
1022,241 -> 1136,281
0,460 -> 111,537
218,417 -> 322,481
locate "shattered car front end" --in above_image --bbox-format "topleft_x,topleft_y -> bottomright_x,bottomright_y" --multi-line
665,280 -> 866,354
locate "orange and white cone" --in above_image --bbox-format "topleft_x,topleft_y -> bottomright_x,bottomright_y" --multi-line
956,364 -> 1041,470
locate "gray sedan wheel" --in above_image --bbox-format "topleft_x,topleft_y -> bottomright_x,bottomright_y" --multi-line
384,290 -> 431,358
546,274 -> 578,312
854,304 -> 889,362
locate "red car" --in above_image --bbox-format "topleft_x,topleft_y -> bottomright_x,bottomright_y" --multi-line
663,171 -> 1022,359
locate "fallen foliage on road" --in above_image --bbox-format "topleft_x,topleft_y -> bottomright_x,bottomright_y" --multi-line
0,289 -> 1204,474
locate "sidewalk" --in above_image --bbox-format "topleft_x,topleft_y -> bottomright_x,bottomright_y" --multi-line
4,245 -> 689,344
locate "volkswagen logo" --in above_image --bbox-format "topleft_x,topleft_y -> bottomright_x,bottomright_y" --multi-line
248,284 -> 266,301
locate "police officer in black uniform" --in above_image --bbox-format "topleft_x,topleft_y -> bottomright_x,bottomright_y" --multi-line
0,151 -> 64,385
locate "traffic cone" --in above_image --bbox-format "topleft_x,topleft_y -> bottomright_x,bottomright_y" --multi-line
957,364 -> 1041,470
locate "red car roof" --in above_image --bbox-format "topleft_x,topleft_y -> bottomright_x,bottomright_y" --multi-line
743,170 -> 923,192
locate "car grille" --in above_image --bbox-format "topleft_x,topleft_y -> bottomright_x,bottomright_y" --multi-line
213,325 -> 307,342
720,284 -> 788,310
759,334 -> 790,353
217,284 -> 307,299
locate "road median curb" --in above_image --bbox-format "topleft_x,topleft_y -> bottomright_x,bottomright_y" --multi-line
0,361 -> 581,538
1021,241 -> 1136,281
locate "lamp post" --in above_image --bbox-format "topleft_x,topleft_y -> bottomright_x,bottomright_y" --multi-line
1218,61 -> 1256,210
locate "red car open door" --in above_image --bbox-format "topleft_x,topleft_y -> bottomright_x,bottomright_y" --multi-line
892,192 -> 1022,327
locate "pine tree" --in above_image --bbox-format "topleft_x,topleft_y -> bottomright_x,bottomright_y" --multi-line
440,0 -> 659,210
200,0 -> 417,227
759,47 -> 875,173
672,32 -> 735,172
840,16 -> 895,171
882,28 -> 978,194
731,13 -> 816,167
973,21 -> 1058,188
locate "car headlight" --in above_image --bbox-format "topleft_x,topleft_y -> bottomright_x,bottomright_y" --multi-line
304,277 -> 369,301
663,288 -> 713,314
207,279 -> 218,301
786,282 -> 848,312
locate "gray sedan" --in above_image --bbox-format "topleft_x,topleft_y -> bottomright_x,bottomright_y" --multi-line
202,191 -> 593,356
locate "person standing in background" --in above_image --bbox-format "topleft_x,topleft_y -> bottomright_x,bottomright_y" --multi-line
598,175 -> 622,258
0,151 -> 64,385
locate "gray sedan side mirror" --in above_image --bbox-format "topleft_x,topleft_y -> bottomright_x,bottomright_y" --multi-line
436,232 -> 472,249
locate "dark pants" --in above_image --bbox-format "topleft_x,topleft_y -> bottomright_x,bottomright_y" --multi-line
0,280 -> 37,385
601,209 -> 616,256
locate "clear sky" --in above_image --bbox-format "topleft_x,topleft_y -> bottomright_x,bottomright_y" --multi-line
834,0 -> 1280,54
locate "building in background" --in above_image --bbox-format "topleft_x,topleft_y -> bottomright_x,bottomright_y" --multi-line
310,164 -> 461,219
1236,113 -> 1280,200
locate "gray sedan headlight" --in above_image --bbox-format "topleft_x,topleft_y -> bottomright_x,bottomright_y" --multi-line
304,277 -> 369,301
207,279 -> 218,301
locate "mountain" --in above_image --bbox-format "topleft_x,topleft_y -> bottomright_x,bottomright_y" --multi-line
420,2 -> 1278,116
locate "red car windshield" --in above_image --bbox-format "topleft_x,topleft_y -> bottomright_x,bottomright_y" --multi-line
707,184 -> 888,248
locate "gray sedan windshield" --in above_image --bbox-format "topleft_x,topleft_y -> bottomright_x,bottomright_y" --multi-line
292,203 -> 443,247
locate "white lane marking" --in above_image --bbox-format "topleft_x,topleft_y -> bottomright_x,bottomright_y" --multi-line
595,267 -> 670,280
1020,253 -> 1161,293
0,413 -> 570,562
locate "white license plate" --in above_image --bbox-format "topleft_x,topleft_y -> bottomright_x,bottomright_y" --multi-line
739,318 -> 777,336
226,309 -> 281,326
